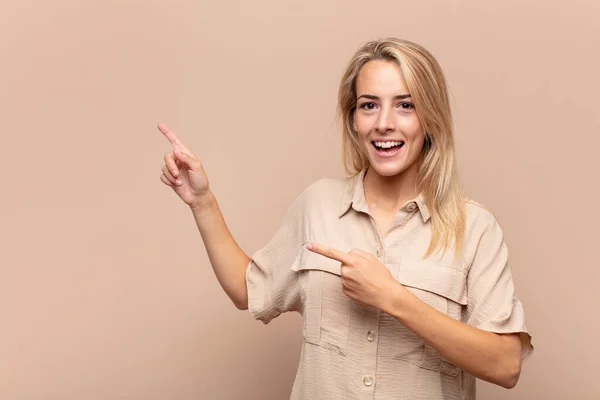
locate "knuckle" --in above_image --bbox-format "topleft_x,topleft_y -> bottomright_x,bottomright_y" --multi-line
341,266 -> 352,277
349,249 -> 365,260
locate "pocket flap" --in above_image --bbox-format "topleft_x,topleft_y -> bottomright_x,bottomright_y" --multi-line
291,245 -> 342,276
398,261 -> 467,305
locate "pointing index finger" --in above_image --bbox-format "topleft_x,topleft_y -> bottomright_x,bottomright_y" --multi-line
306,242 -> 354,265
158,123 -> 185,149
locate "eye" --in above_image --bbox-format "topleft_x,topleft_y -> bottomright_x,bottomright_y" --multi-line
359,102 -> 377,110
398,102 -> 415,110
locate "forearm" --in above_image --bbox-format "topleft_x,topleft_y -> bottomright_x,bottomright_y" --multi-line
383,283 -> 522,388
190,191 -> 250,310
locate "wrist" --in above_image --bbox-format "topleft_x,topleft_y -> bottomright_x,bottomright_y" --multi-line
380,281 -> 413,319
189,191 -> 217,215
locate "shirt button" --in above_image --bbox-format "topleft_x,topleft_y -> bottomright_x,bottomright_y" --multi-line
363,375 -> 374,387
375,247 -> 382,257
366,330 -> 376,342
407,202 -> 417,212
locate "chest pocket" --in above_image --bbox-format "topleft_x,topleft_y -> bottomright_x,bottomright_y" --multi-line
393,260 -> 468,376
291,245 -> 351,356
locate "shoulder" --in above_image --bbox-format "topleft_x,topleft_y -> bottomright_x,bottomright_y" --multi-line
290,178 -> 349,216
293,176 -> 347,206
465,198 -> 494,219
304,176 -> 347,197
464,198 -> 504,237
461,198 -> 510,269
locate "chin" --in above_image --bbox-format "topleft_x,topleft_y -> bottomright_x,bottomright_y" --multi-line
367,161 -> 408,178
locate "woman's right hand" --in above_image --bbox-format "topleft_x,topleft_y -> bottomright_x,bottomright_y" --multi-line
158,123 -> 211,209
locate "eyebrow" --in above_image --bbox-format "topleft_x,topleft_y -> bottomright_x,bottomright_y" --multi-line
357,94 -> 412,101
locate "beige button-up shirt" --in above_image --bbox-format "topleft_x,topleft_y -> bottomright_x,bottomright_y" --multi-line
246,169 -> 533,399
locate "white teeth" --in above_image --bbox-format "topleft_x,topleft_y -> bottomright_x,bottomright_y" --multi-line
374,141 -> 403,149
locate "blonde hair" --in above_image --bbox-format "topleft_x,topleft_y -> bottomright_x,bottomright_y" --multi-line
338,38 -> 466,259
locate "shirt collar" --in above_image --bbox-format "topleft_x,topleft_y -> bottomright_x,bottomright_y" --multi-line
339,168 -> 431,223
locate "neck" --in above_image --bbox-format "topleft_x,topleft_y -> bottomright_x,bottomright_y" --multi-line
363,165 -> 419,212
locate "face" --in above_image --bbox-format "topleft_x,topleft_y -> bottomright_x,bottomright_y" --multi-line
353,59 -> 425,179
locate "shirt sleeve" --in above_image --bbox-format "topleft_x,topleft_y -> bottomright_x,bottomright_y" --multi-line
245,188 -> 309,325
464,212 -> 534,361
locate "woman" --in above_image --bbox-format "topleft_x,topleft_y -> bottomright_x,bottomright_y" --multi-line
158,38 -> 533,399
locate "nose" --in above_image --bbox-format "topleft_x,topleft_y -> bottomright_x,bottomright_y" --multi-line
376,105 -> 395,133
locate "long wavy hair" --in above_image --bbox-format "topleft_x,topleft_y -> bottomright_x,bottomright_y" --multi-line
338,38 -> 466,258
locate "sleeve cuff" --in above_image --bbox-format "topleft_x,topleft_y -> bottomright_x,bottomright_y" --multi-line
245,260 -> 281,325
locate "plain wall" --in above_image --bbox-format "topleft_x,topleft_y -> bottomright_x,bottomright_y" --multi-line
1,0 -> 599,398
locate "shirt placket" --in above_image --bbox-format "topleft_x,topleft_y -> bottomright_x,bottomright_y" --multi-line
360,204 -> 417,397
355,303 -> 379,398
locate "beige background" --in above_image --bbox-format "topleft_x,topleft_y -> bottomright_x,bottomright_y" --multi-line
1,0 -> 599,399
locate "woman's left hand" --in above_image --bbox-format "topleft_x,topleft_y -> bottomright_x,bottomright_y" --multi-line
306,242 -> 404,310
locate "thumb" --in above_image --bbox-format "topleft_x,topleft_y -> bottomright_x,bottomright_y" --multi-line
174,150 -> 201,171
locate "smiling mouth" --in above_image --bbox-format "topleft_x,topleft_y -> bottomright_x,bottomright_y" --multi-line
372,140 -> 405,153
